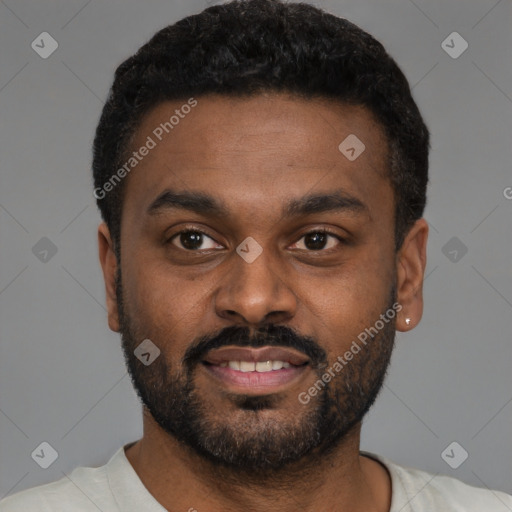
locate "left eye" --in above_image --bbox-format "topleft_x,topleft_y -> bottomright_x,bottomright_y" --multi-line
170,230 -> 222,251
291,231 -> 341,251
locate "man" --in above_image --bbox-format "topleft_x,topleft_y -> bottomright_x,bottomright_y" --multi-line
1,0 -> 510,510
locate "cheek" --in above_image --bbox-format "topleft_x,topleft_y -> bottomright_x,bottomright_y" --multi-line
298,252 -> 395,350
122,257 -> 211,345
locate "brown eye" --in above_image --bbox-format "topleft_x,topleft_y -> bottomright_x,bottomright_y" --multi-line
170,230 -> 221,251
304,232 -> 328,250
291,231 -> 342,251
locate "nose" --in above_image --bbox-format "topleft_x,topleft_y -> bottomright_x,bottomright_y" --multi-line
214,245 -> 298,328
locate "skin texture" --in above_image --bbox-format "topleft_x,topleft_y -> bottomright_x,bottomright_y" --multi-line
98,93 -> 428,512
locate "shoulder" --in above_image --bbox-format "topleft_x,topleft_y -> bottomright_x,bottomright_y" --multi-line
364,452 -> 512,512
0,454 -> 117,512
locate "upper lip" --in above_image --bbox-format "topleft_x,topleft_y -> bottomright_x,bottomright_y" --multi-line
203,346 -> 310,366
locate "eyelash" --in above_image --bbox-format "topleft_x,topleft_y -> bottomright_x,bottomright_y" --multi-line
167,227 -> 345,252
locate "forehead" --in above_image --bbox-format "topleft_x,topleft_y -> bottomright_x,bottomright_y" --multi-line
122,94 -> 391,221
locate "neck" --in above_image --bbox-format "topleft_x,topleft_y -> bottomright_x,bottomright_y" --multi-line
125,410 -> 391,512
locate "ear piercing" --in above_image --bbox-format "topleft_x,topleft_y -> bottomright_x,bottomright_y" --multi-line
405,318 -> 411,325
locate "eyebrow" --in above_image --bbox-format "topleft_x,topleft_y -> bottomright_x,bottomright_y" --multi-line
147,190 -> 229,217
283,191 -> 368,218
147,189 -> 368,219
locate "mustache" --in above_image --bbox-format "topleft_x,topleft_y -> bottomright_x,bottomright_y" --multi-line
183,324 -> 327,368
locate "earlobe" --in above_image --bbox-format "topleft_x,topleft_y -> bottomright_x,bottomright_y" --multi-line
98,223 -> 121,332
395,218 -> 428,332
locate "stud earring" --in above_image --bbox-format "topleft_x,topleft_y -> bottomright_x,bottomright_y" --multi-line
405,318 -> 411,325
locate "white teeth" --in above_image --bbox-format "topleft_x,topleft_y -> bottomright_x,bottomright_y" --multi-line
240,361 -> 256,372
255,361 -> 273,372
221,360 -> 291,371
228,361 -> 240,370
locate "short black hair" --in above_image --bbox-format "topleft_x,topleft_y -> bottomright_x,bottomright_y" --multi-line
92,0 -> 429,255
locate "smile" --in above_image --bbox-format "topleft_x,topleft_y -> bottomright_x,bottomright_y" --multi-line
202,346 -> 310,393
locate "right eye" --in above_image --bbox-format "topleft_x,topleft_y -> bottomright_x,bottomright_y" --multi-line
169,229 -> 223,251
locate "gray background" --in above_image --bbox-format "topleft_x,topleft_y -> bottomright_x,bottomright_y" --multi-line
1,0 -> 511,502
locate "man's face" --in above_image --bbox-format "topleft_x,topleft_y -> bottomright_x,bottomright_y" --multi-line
109,94 -> 400,472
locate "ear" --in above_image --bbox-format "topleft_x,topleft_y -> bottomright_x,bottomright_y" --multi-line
98,223 -> 120,332
395,218 -> 428,331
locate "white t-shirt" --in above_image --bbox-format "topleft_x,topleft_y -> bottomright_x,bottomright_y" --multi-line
1,444 -> 511,511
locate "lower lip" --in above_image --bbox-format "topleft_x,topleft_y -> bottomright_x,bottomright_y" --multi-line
203,363 -> 309,394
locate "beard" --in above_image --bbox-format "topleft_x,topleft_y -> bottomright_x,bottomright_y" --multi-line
116,270 -> 396,475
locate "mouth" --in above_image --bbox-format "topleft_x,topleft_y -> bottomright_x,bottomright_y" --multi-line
201,346 -> 310,394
